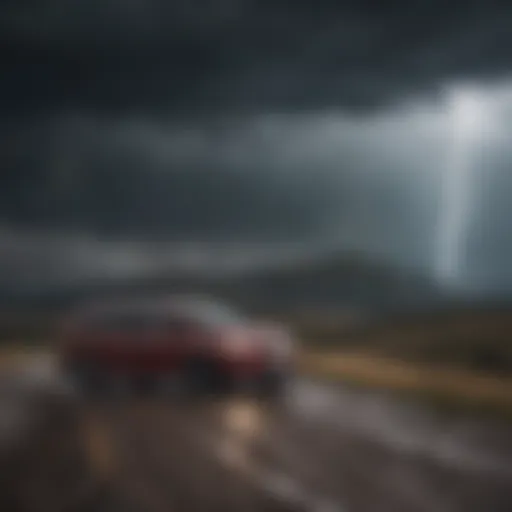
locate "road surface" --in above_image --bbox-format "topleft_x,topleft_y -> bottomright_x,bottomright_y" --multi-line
79,382 -> 512,512
2,356 -> 512,512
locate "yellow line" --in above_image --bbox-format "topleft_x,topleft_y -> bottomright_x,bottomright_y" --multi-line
81,410 -> 116,482
299,351 -> 512,409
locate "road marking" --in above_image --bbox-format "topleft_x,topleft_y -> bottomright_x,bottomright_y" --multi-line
177,411 -> 347,512
81,411 -> 116,481
294,381 -> 512,480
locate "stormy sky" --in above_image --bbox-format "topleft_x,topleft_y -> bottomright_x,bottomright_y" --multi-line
2,0 -> 512,294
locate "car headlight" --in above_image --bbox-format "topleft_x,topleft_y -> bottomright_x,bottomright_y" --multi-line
267,328 -> 294,361
220,331 -> 255,357
271,338 -> 292,360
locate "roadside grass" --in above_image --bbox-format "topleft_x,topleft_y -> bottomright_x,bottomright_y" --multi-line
298,349 -> 512,421
288,307 -> 512,420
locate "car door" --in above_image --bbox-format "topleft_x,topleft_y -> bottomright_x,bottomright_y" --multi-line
96,313 -> 150,373
148,313 -> 200,372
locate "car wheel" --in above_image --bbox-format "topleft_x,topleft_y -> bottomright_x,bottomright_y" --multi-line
184,358 -> 218,394
64,362 -> 105,397
257,370 -> 288,400
104,372 -> 133,399
156,373 -> 185,397
261,362 -> 296,399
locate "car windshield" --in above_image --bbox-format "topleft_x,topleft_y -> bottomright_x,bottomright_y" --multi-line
176,300 -> 246,327
86,309 -> 161,332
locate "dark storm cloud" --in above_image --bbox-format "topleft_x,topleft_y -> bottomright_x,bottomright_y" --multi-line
3,0 -> 512,293
0,113 -> 347,240
2,0 -> 512,116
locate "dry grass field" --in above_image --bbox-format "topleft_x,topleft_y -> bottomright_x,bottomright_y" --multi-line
294,306 -> 512,418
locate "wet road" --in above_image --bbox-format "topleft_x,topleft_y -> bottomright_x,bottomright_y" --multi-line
79,381 -> 512,512
2,356 -> 512,512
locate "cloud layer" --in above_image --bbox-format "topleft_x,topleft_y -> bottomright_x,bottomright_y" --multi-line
3,1 -> 512,116
3,1 -> 512,293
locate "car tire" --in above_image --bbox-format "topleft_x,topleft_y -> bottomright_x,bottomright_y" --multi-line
156,373 -> 185,398
104,372 -> 133,399
184,358 -> 222,394
64,362 -> 105,397
257,370 -> 290,400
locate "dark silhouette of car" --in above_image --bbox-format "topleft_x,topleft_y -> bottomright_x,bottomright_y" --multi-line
59,296 -> 294,398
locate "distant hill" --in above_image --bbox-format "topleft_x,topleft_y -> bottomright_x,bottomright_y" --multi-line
4,251 -> 449,316
234,252 -> 446,314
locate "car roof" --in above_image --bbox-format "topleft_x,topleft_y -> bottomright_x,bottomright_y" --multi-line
74,294 -> 237,320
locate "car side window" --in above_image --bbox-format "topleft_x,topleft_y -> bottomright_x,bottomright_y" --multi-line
166,315 -> 194,337
86,312 -> 158,336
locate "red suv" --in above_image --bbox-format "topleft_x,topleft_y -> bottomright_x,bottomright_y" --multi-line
59,296 -> 294,397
